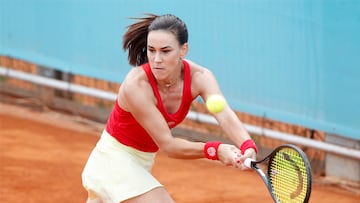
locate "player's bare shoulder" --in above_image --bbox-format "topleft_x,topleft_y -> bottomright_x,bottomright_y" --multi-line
119,66 -> 153,110
186,59 -> 213,76
121,66 -> 150,91
186,60 -> 217,95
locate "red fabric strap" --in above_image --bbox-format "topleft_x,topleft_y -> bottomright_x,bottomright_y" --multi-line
240,139 -> 258,155
204,141 -> 222,160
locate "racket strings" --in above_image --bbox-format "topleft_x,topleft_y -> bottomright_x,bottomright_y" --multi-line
269,148 -> 309,202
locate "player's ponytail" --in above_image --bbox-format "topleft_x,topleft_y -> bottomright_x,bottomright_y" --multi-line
123,14 -> 158,66
123,13 -> 188,67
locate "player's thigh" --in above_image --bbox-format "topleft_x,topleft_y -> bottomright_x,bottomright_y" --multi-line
122,187 -> 174,203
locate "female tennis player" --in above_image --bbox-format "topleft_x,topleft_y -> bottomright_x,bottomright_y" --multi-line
82,14 -> 258,203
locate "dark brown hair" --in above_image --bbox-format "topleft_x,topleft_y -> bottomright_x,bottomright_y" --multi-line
123,14 -> 188,66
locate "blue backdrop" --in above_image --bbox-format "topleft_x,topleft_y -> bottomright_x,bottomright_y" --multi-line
1,0 -> 359,140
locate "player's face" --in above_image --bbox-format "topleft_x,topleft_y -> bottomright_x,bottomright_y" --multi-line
147,30 -> 187,80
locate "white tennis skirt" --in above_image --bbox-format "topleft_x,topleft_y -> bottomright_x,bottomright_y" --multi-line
82,130 -> 162,203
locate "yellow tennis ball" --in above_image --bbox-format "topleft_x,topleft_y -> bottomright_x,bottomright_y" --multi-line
206,94 -> 226,113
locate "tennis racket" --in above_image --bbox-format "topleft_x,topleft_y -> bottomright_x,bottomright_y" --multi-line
244,144 -> 312,203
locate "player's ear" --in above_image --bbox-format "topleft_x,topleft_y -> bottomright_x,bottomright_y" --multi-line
180,43 -> 188,59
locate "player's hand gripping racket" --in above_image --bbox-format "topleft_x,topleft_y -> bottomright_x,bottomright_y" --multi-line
244,144 -> 312,203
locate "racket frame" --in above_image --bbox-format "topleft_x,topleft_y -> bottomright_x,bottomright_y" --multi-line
245,144 -> 312,203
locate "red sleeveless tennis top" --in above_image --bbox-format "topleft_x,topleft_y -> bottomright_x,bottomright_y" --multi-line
106,60 -> 193,152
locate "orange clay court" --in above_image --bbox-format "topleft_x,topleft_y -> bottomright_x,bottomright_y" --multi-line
0,102 -> 359,203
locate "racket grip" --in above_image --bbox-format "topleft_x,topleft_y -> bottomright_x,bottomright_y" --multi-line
244,158 -> 255,168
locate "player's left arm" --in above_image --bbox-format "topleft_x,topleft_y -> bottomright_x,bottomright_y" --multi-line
189,60 -> 252,146
189,60 -> 256,164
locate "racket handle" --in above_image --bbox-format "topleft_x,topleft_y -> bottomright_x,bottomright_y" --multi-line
244,158 -> 255,168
